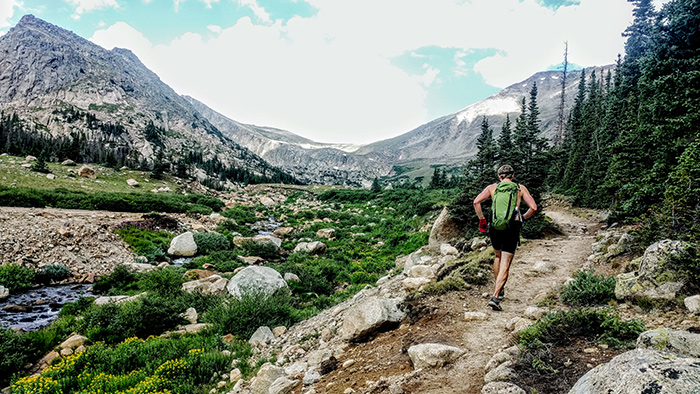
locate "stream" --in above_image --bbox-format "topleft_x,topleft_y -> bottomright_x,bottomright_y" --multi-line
0,283 -> 92,332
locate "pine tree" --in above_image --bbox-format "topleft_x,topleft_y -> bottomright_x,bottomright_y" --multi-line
371,177 -> 381,192
497,114 -> 514,166
32,149 -> 50,174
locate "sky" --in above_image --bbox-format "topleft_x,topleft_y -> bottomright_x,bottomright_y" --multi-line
0,0 -> 671,144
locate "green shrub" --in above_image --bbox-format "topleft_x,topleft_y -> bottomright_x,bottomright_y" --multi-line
239,239 -> 280,260
561,269 -> 616,306
0,186 -> 222,214
91,264 -> 139,295
407,276 -> 467,301
59,296 -> 95,317
0,264 -> 36,292
36,264 -> 72,285
221,206 -> 258,226
518,308 -> 644,350
137,267 -> 185,296
113,222 -> 173,263
217,219 -> 254,237
79,292 -> 187,343
193,232 -> 231,254
191,250 -> 245,272
203,292 -> 301,339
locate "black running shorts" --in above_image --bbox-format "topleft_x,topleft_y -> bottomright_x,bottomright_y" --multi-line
489,226 -> 520,254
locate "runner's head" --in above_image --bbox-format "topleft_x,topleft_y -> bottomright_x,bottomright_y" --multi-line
497,165 -> 514,181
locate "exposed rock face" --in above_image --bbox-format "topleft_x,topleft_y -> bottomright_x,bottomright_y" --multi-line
568,348 -> 700,394
340,296 -> 406,342
249,363 -> 285,394
615,240 -> 691,301
429,208 -> 463,252
184,95 -> 391,186
167,232 -> 197,257
225,266 -> 289,300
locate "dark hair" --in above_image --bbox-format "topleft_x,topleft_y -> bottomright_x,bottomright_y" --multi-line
498,165 -> 514,179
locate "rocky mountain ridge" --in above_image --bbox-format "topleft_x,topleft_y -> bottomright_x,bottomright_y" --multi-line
0,15 -> 292,185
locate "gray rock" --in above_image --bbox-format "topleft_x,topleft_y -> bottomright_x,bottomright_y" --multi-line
249,326 -> 275,345
61,159 -> 76,166
168,232 -> 197,257
249,363 -> 285,394
293,241 -> 327,255
181,307 -> 198,324
481,382 -> 527,394
316,228 -> 336,240
226,266 -> 289,300
637,328 -> 700,358
284,361 -> 308,378
523,306 -> 546,320
94,292 -> 146,306
685,295 -> 700,313
126,178 -> 139,187
78,165 -> 96,179
485,351 -> 515,374
0,285 -> 9,300
440,243 -> 459,256
60,334 -> 87,349
407,343 -> 464,369
268,377 -> 298,394
302,368 -> 321,385
615,240 -> 691,301
341,296 -> 406,342
531,261 -> 555,273
484,362 -> 516,383
429,207 -> 462,252
569,348 -> 700,394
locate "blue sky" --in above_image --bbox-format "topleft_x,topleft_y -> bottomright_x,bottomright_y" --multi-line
0,0 -> 662,144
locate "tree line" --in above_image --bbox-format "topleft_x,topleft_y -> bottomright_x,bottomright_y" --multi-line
0,108 -> 300,187
451,0 -> 700,244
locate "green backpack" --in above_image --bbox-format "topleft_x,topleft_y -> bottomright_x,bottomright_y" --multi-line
491,182 -> 519,230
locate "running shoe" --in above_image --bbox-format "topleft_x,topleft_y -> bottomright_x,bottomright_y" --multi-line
488,296 -> 502,311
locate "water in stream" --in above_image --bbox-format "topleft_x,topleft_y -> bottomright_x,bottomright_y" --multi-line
0,283 -> 92,331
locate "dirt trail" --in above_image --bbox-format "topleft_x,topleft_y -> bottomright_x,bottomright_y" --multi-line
316,204 -> 604,394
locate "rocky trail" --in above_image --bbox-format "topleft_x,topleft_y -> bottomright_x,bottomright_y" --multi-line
297,204 -> 605,394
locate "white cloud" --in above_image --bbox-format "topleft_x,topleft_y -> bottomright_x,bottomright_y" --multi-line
207,24 -> 222,34
201,0 -> 219,8
235,0 -> 271,23
0,0 -> 18,29
90,0 -> 637,144
68,0 -> 119,19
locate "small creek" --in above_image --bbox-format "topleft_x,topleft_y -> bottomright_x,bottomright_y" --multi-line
251,215 -> 281,236
1,217 -> 283,332
1,283 -> 92,331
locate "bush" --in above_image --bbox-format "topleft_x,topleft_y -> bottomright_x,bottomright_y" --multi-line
239,239 -> 280,260
518,308 -> 644,350
193,232 -> 231,254
112,223 -> 173,263
137,267 -> 185,296
91,264 -> 139,295
36,264 -> 72,285
0,264 -> 36,292
191,250 -> 245,272
406,276 -> 467,301
561,269 -> 616,306
203,292 -> 301,339
79,292 -> 187,343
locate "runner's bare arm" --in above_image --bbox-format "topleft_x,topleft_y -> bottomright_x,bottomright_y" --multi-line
473,186 -> 493,220
520,185 -> 538,219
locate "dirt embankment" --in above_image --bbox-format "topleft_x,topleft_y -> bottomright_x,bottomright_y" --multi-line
0,207 -> 141,278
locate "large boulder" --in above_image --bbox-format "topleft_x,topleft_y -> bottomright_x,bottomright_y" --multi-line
615,240 -> 691,301
340,296 -> 406,342
249,363 -> 285,394
168,232 -> 198,257
226,266 -> 289,300
429,207 -> 463,252
407,343 -> 464,369
568,348 -> 700,394
0,285 -> 9,300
